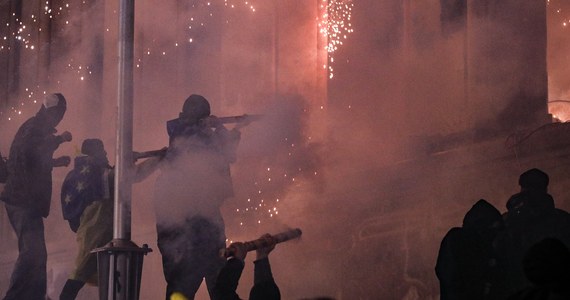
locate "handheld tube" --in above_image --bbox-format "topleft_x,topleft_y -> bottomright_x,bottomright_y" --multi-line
221,228 -> 302,258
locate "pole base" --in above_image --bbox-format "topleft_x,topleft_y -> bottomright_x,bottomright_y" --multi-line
92,239 -> 152,300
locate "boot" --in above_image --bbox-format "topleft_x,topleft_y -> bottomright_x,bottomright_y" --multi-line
59,279 -> 85,300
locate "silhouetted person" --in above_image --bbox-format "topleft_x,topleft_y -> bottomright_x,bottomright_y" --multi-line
58,139 -> 162,300
0,93 -> 72,300
435,199 -> 507,300
507,238 -> 570,300
501,168 -> 570,294
212,234 -> 280,300
154,94 -> 241,300
505,168 -> 554,219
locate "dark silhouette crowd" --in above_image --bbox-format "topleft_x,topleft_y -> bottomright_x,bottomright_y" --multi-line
436,168 -> 570,300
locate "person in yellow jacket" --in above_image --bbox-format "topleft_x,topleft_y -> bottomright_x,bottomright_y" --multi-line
59,138 -> 163,300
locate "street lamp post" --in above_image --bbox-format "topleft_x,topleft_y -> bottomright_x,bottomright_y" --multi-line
92,0 -> 151,299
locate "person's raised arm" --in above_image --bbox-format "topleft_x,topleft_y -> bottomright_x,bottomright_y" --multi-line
212,242 -> 247,300
250,234 -> 280,300
133,147 -> 167,183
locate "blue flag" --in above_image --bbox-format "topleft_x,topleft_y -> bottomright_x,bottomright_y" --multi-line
61,156 -> 107,231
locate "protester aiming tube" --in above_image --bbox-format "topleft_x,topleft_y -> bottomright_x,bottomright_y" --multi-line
222,228 -> 302,258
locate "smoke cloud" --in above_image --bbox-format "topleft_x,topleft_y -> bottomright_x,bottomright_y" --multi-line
2,0 -> 570,299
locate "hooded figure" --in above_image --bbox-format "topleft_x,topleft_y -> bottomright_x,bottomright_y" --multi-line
0,93 -> 72,300
436,199 -> 507,300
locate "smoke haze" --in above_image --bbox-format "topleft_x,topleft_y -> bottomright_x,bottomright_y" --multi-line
2,0 -> 570,299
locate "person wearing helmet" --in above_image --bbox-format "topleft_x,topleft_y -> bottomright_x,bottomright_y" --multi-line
154,94 -> 241,300
0,93 -> 73,300
167,94 -> 212,142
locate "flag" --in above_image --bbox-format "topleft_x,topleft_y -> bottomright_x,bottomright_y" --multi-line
61,156 -> 107,232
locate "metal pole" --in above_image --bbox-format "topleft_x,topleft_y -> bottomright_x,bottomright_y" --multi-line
94,1 -> 150,299
115,0 -> 135,241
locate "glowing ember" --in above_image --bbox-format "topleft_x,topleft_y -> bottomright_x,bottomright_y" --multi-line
0,0 -> 256,122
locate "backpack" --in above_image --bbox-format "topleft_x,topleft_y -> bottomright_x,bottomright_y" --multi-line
0,152 -> 7,183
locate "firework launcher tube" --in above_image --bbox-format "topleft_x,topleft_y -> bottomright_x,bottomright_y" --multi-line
167,114 -> 263,137
201,114 -> 264,127
213,114 -> 263,124
133,148 -> 168,160
137,115 -> 263,160
221,228 -> 302,258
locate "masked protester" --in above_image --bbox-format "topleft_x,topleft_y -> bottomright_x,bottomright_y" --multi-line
154,94 -> 241,300
0,93 -> 72,300
58,138 -> 163,300
436,199 -> 508,300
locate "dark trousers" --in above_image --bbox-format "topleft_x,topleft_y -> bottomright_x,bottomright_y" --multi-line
59,279 -> 85,300
2,204 -> 47,300
157,215 -> 226,300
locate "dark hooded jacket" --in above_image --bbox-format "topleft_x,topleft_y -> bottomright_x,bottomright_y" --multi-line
436,200 -> 507,300
0,110 -> 64,217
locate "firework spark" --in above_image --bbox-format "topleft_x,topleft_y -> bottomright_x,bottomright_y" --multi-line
318,0 -> 354,79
